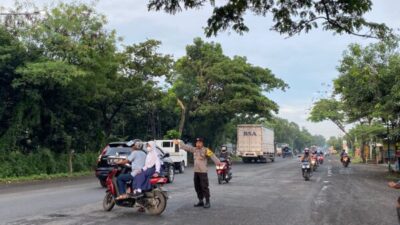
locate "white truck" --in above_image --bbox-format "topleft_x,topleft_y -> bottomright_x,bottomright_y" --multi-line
155,140 -> 188,173
236,124 -> 275,163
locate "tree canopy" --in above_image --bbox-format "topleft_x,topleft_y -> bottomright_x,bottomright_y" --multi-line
147,0 -> 392,38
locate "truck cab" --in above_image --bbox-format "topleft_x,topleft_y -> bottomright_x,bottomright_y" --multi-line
155,140 -> 188,173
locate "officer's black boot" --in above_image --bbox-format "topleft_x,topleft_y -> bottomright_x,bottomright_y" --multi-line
194,199 -> 204,207
203,199 -> 210,209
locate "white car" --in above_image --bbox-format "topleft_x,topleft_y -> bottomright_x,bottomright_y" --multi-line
155,140 -> 188,173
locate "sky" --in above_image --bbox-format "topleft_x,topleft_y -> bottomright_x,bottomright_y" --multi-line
1,0 -> 400,139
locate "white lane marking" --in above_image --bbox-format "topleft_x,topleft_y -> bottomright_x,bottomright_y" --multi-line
327,164 -> 332,177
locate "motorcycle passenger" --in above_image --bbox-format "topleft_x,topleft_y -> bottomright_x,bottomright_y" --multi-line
133,141 -> 161,197
115,140 -> 147,200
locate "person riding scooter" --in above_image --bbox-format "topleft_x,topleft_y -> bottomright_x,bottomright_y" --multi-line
218,145 -> 232,177
300,148 -> 311,162
115,140 -> 147,200
339,150 -> 351,164
219,146 -> 231,166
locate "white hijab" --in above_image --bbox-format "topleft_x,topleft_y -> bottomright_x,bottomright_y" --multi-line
146,141 -> 163,165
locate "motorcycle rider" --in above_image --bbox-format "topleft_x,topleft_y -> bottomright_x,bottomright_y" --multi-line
219,146 -> 231,163
174,138 -> 221,209
300,148 -> 311,162
218,145 -> 232,176
115,140 -> 146,200
340,150 -> 350,162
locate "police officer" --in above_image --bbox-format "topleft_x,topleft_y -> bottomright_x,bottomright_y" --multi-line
174,138 -> 221,209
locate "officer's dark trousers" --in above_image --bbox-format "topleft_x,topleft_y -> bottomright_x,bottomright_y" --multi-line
194,172 -> 210,201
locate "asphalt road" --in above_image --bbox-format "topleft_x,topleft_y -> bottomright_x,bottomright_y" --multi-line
1,156 -> 398,225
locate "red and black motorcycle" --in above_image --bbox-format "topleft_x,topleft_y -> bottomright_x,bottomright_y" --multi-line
216,158 -> 232,184
342,155 -> 350,168
317,154 -> 324,165
102,156 -> 168,215
310,154 -> 318,171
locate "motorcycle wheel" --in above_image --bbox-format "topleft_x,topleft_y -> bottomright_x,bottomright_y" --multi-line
224,174 -> 230,183
103,192 -> 115,212
304,173 -> 310,181
146,190 -> 167,215
178,162 -> 185,174
218,174 -> 223,184
100,180 -> 107,188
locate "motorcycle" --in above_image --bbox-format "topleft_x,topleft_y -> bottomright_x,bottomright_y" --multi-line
301,161 -> 312,181
317,154 -> 324,165
310,155 -> 318,171
216,157 -> 232,184
342,156 -> 350,168
102,156 -> 168,215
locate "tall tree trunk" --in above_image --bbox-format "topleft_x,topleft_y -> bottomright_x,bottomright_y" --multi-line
177,98 -> 186,137
361,139 -> 366,163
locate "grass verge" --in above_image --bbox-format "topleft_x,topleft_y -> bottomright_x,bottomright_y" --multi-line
0,171 -> 93,184
385,172 -> 400,181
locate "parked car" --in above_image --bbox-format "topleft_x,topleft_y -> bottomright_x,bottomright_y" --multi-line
95,141 -> 175,188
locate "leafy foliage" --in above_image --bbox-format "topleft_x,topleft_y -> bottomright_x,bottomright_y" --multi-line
147,0 -> 392,38
170,38 -> 287,147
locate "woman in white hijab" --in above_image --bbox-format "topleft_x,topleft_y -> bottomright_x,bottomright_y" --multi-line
133,141 -> 161,197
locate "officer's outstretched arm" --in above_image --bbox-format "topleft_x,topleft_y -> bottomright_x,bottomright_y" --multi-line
174,140 -> 195,153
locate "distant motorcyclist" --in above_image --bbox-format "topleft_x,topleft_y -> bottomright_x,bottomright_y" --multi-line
340,150 -> 350,162
300,148 -> 311,162
218,145 -> 232,174
219,146 -> 231,163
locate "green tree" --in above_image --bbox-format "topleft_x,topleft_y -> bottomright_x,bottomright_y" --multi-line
148,0 -> 391,38
170,38 -> 287,147
309,98 -> 347,135
327,136 -> 343,151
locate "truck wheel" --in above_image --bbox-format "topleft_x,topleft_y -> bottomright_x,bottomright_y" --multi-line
242,158 -> 248,163
178,162 -> 185,174
260,158 -> 267,163
167,166 -> 175,183
270,158 -> 275,162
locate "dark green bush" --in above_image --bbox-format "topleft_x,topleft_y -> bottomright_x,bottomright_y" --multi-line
0,149 -> 98,178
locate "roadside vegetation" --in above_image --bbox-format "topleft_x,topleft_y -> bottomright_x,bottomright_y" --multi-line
0,2 -> 328,179
309,39 -> 400,164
